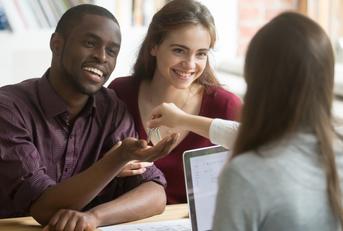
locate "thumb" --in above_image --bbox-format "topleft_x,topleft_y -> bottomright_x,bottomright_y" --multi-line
109,141 -> 122,151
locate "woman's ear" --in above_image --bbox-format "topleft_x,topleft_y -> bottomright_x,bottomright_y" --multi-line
150,45 -> 158,56
50,33 -> 63,56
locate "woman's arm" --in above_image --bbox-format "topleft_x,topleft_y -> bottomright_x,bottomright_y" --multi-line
148,103 -> 239,149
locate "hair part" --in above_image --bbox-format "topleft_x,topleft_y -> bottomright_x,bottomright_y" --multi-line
132,0 -> 219,87
55,4 -> 119,39
232,11 -> 343,228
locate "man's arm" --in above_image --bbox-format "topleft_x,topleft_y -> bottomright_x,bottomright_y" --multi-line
30,135 -> 178,226
90,181 -> 166,225
43,182 -> 165,231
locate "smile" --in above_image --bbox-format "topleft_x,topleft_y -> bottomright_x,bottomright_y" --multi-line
83,67 -> 104,78
173,69 -> 195,79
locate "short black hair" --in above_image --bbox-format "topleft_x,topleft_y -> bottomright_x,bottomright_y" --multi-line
55,4 -> 119,38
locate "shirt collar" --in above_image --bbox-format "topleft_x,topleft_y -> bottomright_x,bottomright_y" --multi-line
38,69 -> 96,118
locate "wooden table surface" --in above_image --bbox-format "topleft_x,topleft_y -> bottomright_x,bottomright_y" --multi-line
0,204 -> 189,231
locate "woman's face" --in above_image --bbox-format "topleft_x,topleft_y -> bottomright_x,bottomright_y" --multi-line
150,24 -> 211,89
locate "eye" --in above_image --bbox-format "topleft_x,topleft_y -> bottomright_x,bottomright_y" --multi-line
106,48 -> 118,57
84,40 -> 96,48
196,51 -> 208,59
172,48 -> 185,55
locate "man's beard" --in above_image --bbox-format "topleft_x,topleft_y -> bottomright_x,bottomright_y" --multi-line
59,52 -> 97,96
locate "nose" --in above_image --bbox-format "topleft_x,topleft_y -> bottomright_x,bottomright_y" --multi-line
94,47 -> 107,63
182,55 -> 196,69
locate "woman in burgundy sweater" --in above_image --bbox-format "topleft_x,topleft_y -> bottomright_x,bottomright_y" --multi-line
109,0 -> 241,204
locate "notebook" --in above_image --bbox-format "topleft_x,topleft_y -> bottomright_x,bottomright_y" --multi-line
183,145 -> 230,231
99,145 -> 229,231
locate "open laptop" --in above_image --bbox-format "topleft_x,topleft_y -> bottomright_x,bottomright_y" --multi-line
183,145 -> 230,231
99,145 -> 229,231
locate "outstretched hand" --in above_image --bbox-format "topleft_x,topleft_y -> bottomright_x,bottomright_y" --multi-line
113,133 -> 179,163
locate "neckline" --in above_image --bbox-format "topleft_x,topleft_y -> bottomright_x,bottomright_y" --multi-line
134,79 -> 208,150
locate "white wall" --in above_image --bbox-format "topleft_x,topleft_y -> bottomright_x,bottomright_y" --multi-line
0,0 -> 238,87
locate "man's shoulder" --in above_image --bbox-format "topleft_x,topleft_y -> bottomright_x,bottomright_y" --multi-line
0,78 -> 39,105
94,87 -> 130,114
95,87 -> 122,104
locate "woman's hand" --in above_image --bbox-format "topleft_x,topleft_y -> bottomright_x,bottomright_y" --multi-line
117,160 -> 154,177
148,103 -> 188,129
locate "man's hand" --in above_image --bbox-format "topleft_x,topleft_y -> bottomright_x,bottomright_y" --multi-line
117,160 -> 154,177
113,133 -> 179,163
42,209 -> 98,231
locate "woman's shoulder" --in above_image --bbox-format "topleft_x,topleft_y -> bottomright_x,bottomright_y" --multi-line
202,85 -> 242,119
108,76 -> 140,99
205,86 -> 241,105
108,76 -> 137,90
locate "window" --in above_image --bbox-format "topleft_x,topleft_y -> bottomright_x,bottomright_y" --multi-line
305,0 -> 343,63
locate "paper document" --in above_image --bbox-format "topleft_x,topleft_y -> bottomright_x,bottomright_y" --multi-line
99,218 -> 191,231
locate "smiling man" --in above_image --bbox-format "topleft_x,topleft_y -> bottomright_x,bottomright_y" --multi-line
0,4 -> 178,231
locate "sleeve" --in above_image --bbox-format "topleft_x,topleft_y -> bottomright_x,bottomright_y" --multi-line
209,119 -> 239,149
111,165 -> 167,196
212,163 -> 261,231
0,102 -> 55,214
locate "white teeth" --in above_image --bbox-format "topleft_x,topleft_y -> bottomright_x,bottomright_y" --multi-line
83,67 -> 103,77
174,70 -> 193,78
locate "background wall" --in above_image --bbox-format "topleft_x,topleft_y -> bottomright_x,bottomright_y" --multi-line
0,0 -> 238,87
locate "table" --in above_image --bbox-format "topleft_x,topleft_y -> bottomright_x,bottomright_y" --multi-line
0,204 -> 188,231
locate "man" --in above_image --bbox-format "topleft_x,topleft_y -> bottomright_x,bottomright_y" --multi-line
0,4 -> 177,231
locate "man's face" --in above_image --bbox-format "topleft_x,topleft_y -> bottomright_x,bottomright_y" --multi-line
58,14 -> 121,95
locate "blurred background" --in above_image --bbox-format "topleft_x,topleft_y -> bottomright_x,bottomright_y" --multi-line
0,0 -> 342,118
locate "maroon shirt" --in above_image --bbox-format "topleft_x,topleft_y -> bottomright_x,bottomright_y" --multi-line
109,76 -> 242,204
0,71 -> 166,218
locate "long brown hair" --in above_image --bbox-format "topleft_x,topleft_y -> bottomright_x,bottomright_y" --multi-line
233,12 -> 343,227
132,0 -> 219,87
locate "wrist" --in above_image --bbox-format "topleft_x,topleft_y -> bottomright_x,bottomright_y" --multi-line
180,113 -> 194,130
87,209 -> 101,228
105,145 -> 130,169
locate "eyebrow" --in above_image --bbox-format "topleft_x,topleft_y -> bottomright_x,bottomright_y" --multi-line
169,43 -> 209,52
84,33 -> 120,48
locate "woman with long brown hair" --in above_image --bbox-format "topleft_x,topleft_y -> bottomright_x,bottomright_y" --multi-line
213,12 -> 343,230
108,0 -> 241,204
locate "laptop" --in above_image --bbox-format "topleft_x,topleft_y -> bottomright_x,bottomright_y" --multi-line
183,145 -> 230,231
99,145 -> 229,231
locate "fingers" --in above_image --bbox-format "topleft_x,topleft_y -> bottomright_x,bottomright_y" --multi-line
117,161 -> 153,177
45,209 -> 95,231
147,117 -> 163,128
150,104 -> 163,117
142,133 -> 179,162
119,134 -> 178,162
156,133 -> 179,155
119,168 -> 147,177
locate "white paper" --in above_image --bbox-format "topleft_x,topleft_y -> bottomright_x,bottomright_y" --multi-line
99,218 -> 191,231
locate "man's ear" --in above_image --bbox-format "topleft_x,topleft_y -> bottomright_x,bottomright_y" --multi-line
50,33 -> 63,56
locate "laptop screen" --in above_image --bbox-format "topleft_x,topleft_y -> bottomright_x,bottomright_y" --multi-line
183,145 -> 230,231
